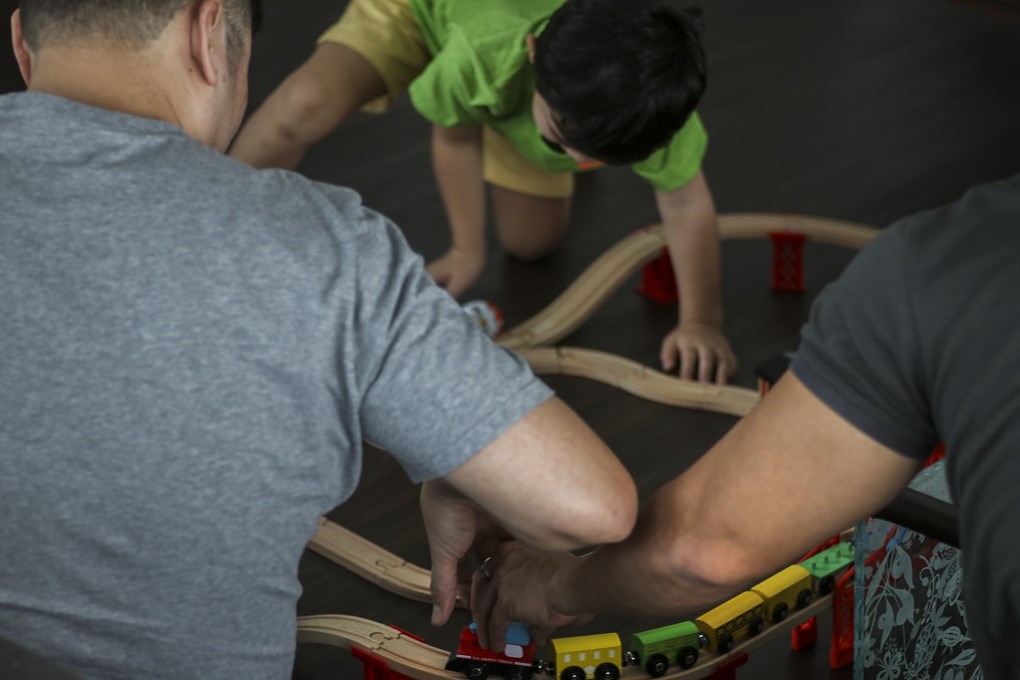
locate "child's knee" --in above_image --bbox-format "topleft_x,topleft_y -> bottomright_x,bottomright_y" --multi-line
490,187 -> 572,260
497,230 -> 564,261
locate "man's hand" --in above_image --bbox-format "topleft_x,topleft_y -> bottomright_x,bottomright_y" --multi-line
420,479 -> 510,626
470,542 -> 586,651
660,322 -> 737,384
426,246 -> 485,299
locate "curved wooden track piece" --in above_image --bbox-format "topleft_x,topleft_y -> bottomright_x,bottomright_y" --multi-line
308,517 -> 435,604
296,595 -> 833,680
499,214 -> 879,351
498,226 -> 667,351
518,346 -> 760,417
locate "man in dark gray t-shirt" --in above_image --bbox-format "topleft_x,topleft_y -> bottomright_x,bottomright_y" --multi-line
468,179 -> 1020,678
0,2 -> 640,680
790,176 -> 1020,677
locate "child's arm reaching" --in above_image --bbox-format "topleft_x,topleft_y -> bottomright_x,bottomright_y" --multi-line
655,171 -> 736,384
426,124 -> 488,298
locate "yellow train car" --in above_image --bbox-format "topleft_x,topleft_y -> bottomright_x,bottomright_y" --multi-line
694,591 -> 765,653
548,632 -> 624,680
750,564 -> 813,624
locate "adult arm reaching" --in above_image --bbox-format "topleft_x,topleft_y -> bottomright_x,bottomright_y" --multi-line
470,373 -> 920,649
424,396 -> 639,628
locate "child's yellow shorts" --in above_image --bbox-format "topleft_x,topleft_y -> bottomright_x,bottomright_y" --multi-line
318,0 -> 574,199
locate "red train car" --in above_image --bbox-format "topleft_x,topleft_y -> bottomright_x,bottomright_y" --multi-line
446,622 -> 538,680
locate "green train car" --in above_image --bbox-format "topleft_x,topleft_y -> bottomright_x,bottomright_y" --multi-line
799,541 -> 854,594
626,621 -> 708,677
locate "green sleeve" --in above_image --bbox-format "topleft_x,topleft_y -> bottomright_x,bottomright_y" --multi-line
631,112 -> 709,192
408,27 -> 509,128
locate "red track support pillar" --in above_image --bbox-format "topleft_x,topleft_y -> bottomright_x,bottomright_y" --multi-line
707,652 -> 748,680
351,647 -> 400,680
351,626 -> 422,680
830,570 -> 855,669
770,232 -> 806,292
924,443 -> 946,468
637,246 -> 678,304
791,616 -> 819,651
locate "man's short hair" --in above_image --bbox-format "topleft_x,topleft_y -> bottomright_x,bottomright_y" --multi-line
534,0 -> 707,166
19,0 -> 264,63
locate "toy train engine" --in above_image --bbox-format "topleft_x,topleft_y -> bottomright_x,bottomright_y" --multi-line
446,622 -> 538,680
749,564 -> 813,624
625,621 -> 709,677
800,541 -> 854,594
547,632 -> 625,680
694,591 -> 765,653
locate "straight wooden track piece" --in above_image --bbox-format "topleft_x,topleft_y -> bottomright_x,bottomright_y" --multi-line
717,213 -> 878,249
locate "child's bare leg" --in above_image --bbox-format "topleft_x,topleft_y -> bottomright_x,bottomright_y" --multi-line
490,186 -> 573,260
229,43 -> 388,169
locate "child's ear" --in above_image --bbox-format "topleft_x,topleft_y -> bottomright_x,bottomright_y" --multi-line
525,34 -> 536,63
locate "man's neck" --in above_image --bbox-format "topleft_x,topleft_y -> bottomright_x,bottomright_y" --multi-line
27,45 -> 185,130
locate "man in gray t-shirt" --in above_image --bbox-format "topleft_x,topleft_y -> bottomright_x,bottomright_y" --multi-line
0,3 -> 639,680
470,180 -> 1020,677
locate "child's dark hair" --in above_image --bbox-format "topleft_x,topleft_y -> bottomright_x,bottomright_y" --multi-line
534,0 -> 706,166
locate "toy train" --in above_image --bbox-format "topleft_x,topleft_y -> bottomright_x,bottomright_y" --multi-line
445,541 -> 853,680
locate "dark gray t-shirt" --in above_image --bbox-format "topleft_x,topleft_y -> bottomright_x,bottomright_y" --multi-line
792,176 -> 1020,679
0,93 -> 552,680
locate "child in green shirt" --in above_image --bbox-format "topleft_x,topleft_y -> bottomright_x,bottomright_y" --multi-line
230,0 -> 736,383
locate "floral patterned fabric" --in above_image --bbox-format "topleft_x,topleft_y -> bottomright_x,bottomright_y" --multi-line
854,464 -> 980,680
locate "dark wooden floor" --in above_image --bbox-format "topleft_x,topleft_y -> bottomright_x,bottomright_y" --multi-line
4,1 -> 1020,678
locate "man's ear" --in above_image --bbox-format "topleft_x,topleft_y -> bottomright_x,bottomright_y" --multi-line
526,34 -> 536,64
188,0 -> 226,86
11,10 -> 33,86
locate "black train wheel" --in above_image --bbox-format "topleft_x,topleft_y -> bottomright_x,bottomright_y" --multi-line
594,662 -> 619,680
645,653 -> 668,677
678,646 -> 699,669
749,615 -> 765,637
560,666 -> 585,680
465,662 -> 488,680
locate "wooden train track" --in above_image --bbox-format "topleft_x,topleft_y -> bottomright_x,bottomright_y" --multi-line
296,594 -> 833,680
517,346 -> 760,417
307,517 -> 437,605
498,214 -> 879,351
297,614 -> 454,679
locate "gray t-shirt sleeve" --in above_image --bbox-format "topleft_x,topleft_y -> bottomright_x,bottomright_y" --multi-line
320,185 -> 553,482
791,221 -> 939,460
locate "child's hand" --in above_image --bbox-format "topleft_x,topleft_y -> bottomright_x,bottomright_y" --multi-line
659,323 -> 737,384
426,246 -> 485,299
